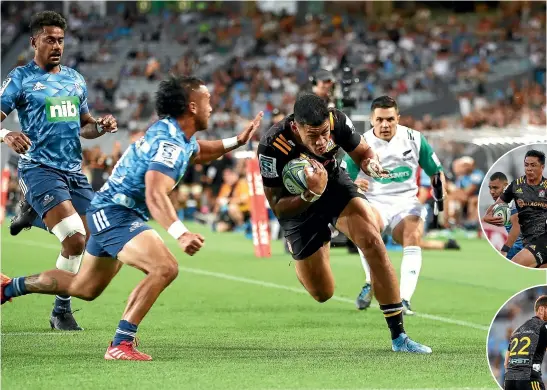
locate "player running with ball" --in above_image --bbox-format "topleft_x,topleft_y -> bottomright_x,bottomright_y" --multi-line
257,93 -> 431,353
343,96 -> 446,315
485,150 -> 547,268
1,76 -> 263,360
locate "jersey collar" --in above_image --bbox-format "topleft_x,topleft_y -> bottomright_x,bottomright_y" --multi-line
29,60 -> 63,75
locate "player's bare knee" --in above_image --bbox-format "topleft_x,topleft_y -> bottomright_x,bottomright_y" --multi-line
310,289 -> 334,303
62,233 -> 86,255
154,259 -> 179,284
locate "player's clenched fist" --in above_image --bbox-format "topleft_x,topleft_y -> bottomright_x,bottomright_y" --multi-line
3,131 -> 32,154
97,115 -> 118,133
305,159 -> 328,195
178,231 -> 205,256
354,178 -> 369,192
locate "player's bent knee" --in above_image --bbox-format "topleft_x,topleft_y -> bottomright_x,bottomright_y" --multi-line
310,289 -> 334,303
52,213 -> 86,250
154,260 -> 179,284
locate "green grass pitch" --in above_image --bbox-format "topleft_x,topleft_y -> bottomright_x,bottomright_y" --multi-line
1,223 -> 544,389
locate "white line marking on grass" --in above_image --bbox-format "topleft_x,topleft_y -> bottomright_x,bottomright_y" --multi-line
5,239 -> 489,331
180,267 -> 489,331
1,332 -> 78,336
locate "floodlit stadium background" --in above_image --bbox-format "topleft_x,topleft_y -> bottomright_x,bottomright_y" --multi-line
0,1 -> 546,389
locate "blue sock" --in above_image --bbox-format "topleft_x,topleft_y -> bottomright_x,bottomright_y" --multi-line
53,295 -> 72,314
4,277 -> 28,299
112,320 -> 138,346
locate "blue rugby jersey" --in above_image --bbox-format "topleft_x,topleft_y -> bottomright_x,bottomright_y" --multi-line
90,117 -> 198,219
1,60 -> 89,172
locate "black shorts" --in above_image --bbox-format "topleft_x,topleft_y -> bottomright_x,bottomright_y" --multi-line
280,169 -> 366,260
525,232 -> 547,267
505,379 -> 545,390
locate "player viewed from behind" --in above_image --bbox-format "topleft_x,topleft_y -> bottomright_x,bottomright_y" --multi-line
485,150 -> 547,268
343,96 -> 446,315
504,295 -> 547,390
482,172 -> 524,260
0,11 -> 118,330
1,76 -> 264,360
257,93 -> 431,353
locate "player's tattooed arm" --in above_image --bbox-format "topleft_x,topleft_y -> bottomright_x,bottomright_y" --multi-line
192,112 -> 263,164
80,113 -> 118,139
264,186 -> 313,219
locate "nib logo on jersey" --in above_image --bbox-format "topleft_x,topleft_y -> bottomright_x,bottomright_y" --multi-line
45,96 -> 79,123
374,166 -> 413,184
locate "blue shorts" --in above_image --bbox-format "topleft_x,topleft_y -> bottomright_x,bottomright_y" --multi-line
507,244 -> 524,260
18,164 -> 94,218
86,205 -> 152,258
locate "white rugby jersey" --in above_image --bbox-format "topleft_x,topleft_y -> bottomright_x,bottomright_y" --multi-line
344,125 -> 443,200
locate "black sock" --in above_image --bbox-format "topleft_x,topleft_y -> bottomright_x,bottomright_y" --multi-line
53,295 -> 72,314
380,302 -> 405,340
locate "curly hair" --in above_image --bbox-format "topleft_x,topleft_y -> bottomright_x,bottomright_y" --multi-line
29,11 -> 67,36
155,75 -> 204,118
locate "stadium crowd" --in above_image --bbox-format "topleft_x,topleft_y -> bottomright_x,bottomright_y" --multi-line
2,2 -> 545,236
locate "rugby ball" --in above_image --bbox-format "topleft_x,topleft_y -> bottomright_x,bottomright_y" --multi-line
492,203 -> 511,226
282,157 -> 313,195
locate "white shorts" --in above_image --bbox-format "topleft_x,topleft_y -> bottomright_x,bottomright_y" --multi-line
367,196 -> 428,234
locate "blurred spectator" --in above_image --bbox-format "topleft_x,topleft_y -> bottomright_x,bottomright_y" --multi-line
446,156 -> 485,227
213,168 -> 250,232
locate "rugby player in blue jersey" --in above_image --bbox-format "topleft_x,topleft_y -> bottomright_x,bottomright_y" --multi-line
0,11 -> 118,330
1,75 -> 263,360
483,172 -> 524,259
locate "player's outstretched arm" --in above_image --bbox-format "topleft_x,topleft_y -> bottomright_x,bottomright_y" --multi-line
145,170 -> 204,256
501,213 -> 521,256
193,112 -> 263,164
79,113 -> 118,139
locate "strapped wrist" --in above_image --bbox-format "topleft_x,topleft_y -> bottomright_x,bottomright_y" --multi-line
168,220 -> 189,240
0,128 -> 10,142
222,136 -> 239,150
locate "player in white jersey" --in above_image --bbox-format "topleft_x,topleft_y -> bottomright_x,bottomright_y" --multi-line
343,96 -> 446,314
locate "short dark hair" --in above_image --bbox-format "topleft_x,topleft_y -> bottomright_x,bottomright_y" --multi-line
535,295 -> 547,312
29,11 -> 67,36
371,96 -> 398,113
294,93 -> 329,126
489,172 -> 508,182
155,75 -> 204,118
525,150 -> 546,165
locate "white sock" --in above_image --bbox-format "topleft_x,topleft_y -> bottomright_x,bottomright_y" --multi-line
400,246 -> 422,302
357,248 -> 371,284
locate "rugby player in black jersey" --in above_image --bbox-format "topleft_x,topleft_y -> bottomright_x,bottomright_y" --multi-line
504,295 -> 547,390
257,93 -> 431,353
485,150 -> 547,268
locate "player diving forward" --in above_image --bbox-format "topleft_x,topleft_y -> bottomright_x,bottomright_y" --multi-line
504,295 -> 547,390
257,93 -> 431,353
485,150 -> 547,268
1,76 -> 264,360
482,172 -> 524,260
0,11 -> 118,330
342,96 -> 446,315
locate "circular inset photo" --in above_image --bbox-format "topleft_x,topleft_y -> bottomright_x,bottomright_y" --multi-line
479,143 -> 547,269
487,285 -> 547,389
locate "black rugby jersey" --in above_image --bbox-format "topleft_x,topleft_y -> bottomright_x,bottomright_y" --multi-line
500,176 -> 547,243
257,109 -> 361,189
506,316 -> 547,381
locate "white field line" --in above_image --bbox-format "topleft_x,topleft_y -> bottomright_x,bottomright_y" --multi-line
2,239 -> 489,331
